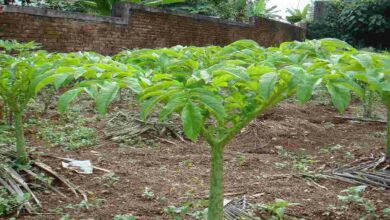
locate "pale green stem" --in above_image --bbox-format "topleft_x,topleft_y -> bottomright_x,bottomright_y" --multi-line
14,110 -> 29,164
387,107 -> 390,160
207,143 -> 224,220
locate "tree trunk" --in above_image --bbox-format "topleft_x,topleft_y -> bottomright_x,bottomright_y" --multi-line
207,144 -> 224,220
14,111 -> 28,164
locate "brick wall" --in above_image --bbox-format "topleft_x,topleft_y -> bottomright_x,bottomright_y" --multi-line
0,3 -> 305,55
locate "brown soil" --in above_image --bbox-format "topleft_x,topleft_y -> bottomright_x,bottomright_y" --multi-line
5,101 -> 390,220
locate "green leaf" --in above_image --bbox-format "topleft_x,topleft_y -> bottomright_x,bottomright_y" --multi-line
214,67 -> 250,81
326,83 -> 351,112
181,101 -> 202,141
54,74 -> 71,89
352,54 -> 373,69
159,94 -> 186,121
140,89 -> 179,120
193,93 -> 226,122
297,77 -> 321,103
95,82 -> 119,115
58,88 -> 83,113
260,72 -> 278,99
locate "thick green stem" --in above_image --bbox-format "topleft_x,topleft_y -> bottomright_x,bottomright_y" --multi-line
208,144 -> 224,220
14,111 -> 28,164
363,89 -> 373,118
387,107 -> 390,160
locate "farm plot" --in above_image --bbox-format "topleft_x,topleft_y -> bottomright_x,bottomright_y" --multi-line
14,100 -> 390,220
0,39 -> 389,219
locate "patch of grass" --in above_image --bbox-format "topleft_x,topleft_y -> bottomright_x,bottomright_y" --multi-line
37,112 -> 98,150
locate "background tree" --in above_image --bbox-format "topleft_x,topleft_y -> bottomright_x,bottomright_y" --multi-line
308,0 -> 390,49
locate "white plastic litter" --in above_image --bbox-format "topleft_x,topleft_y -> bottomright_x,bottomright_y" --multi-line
62,159 -> 93,174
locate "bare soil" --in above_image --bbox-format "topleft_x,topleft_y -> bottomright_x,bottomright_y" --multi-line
5,101 -> 390,220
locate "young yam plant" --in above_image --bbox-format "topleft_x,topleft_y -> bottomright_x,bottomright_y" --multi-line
347,52 -> 390,160
138,39 -> 320,219
0,46 -> 138,165
283,39 -> 390,161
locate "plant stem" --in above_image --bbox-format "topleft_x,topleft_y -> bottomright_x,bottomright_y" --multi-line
387,107 -> 390,160
14,111 -> 28,164
363,89 -> 373,118
208,144 -> 224,220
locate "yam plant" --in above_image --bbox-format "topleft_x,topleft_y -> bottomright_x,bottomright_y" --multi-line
347,52 -> 390,160
118,39 -> 360,219
0,42 -> 137,164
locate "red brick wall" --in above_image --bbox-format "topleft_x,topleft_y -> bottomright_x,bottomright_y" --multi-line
0,3 -> 305,55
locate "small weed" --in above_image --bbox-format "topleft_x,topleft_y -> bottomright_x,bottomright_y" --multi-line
293,156 -> 315,172
65,198 -> 105,210
190,208 -> 208,219
179,160 -> 193,168
142,187 -> 155,200
369,131 -> 386,138
383,207 -> 390,217
164,200 -> 208,220
323,122 -> 335,129
60,215 -> 75,220
95,172 -> 120,188
275,145 -> 289,158
330,144 -> 344,151
252,199 -> 298,220
345,152 -> 355,159
164,205 -> 190,220
114,214 -> 137,220
327,186 -> 381,219
234,153 -> 247,166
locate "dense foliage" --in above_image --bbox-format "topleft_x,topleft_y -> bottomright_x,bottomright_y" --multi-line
2,0 -> 284,22
308,0 -> 390,49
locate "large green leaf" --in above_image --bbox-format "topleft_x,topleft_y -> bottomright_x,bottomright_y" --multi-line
326,83 -> 351,112
193,93 -> 225,122
159,94 -> 186,121
95,82 -> 119,114
260,72 -> 278,99
181,101 -> 202,141
58,88 -> 84,113
297,77 -> 322,104
140,89 -> 179,120
351,53 -> 373,70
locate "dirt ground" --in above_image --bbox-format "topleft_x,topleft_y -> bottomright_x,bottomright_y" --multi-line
5,100 -> 390,220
